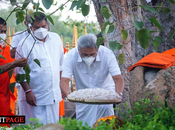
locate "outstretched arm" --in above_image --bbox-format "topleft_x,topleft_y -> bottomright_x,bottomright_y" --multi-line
0,58 -> 28,74
60,77 -> 71,97
112,75 -> 124,98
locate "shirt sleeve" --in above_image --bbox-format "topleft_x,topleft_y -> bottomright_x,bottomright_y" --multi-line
59,39 -> 64,71
15,41 -> 28,76
11,32 -> 21,49
108,50 -> 121,76
61,50 -> 74,79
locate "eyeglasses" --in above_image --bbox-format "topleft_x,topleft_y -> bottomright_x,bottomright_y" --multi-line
80,52 -> 97,57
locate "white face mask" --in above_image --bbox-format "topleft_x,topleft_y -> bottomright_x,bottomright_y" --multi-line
0,33 -> 6,47
34,28 -> 48,40
82,56 -> 95,66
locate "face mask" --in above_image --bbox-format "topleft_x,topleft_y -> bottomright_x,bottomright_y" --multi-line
0,34 -> 6,47
82,56 -> 95,66
34,28 -> 48,40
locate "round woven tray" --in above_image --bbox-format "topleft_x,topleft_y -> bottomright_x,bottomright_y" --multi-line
67,96 -> 122,104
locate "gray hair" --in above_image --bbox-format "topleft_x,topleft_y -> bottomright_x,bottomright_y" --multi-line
77,34 -> 97,50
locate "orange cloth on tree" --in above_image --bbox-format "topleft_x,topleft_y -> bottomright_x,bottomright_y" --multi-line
0,45 -> 14,127
129,49 -> 175,71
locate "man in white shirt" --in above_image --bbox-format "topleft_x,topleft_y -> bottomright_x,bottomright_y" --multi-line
61,34 -> 124,127
15,12 -> 64,125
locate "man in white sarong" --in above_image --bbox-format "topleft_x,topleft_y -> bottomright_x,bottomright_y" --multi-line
15,12 -> 64,125
61,34 -> 124,127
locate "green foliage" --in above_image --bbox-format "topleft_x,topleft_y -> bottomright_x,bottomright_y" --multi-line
118,98 -> 175,130
23,64 -> 31,84
34,59 -> 41,67
59,118 -> 91,130
168,29 -> 175,40
0,54 -> 6,60
121,29 -> 128,40
12,118 -> 43,130
9,82 -> 16,94
162,7 -> 171,14
136,28 -> 151,49
100,6 -> 111,19
8,69 -> 13,79
149,17 -> 162,31
134,20 -> 144,30
168,0 -> 175,4
118,53 -> 125,65
82,4 -> 90,17
42,0 -> 53,9
47,15 -> 54,25
96,37 -> 104,48
10,0 -> 16,6
16,74 -> 26,83
103,22 -> 115,33
109,41 -> 123,51
139,5 -> 158,13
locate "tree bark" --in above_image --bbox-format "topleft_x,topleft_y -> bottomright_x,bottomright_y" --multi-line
92,0 -> 175,118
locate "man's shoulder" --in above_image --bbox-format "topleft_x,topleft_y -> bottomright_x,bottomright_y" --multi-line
99,45 -> 112,53
48,32 -> 60,38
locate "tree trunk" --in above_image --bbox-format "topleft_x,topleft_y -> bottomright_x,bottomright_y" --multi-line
92,0 -> 175,118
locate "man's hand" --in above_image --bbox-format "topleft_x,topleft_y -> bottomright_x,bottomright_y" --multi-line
14,58 -> 28,67
26,92 -> 37,106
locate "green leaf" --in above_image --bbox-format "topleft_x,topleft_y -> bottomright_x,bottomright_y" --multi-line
152,40 -> 160,52
109,41 -> 123,51
16,74 -> 26,83
103,22 -> 114,33
154,36 -> 163,42
100,6 -> 111,19
168,0 -> 175,4
82,4 -> 90,16
134,20 -> 144,30
118,53 -> 125,65
10,0 -> 16,6
139,5 -> 158,13
96,37 -> 104,48
149,17 -> 162,31
42,0 -> 53,9
162,7 -> 171,14
23,64 -> 31,75
157,2 -> 163,11
150,31 -> 159,33
9,82 -> 16,94
136,28 -> 151,49
34,59 -> 41,67
47,16 -> 54,25
22,0 -> 30,9
168,29 -> 175,40
0,54 -> 6,60
9,70 -> 13,79
70,1 -> 78,10
102,25 -> 110,38
76,0 -> 85,10
38,7 -> 45,12
121,29 -> 128,40
16,11 -> 25,22
0,68 -> 2,74
26,74 -> 30,84
16,19 -> 20,25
